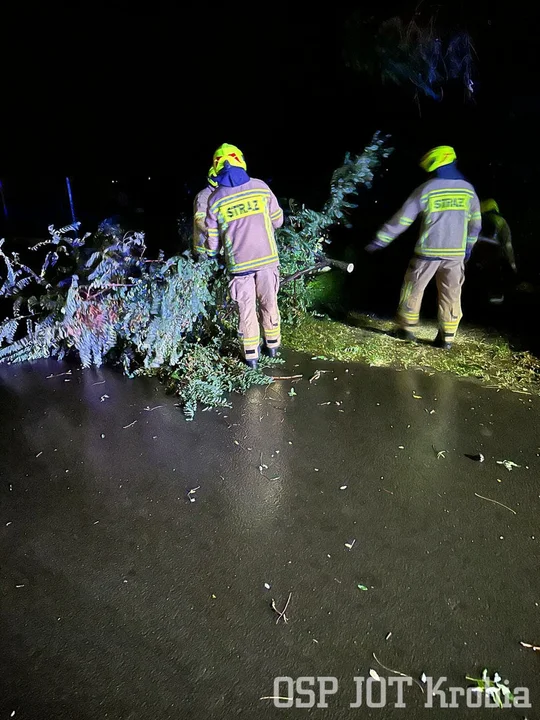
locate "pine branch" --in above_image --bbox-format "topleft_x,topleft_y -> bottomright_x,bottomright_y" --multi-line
0,136 -> 391,415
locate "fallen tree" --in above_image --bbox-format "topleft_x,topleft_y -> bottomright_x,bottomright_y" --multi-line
0,133 -> 392,418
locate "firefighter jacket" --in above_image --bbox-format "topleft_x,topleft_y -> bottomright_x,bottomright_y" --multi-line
375,178 -> 482,259
193,186 -> 213,254
206,179 -> 284,274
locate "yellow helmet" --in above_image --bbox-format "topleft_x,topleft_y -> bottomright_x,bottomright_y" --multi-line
213,143 -> 247,173
419,146 -> 457,173
207,166 -> 218,188
480,199 -> 499,214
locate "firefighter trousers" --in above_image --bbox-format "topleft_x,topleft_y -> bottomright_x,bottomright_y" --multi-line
397,256 -> 465,340
229,265 -> 281,360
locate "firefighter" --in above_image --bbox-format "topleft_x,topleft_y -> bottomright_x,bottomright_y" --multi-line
192,167 -> 218,256
366,146 -> 482,349
474,199 -> 517,304
205,143 -> 284,368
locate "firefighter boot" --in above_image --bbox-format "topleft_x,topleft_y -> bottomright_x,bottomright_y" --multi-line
433,332 -> 453,351
265,346 -> 279,358
395,327 -> 417,342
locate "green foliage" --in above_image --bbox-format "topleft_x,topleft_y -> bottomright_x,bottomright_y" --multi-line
284,314 -> 540,395
0,134 -> 391,416
164,343 -> 279,421
277,132 -> 392,321
0,222 -> 253,417
465,670 -> 514,709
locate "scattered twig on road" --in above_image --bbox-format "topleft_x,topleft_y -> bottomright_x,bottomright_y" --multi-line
309,370 -> 331,383
271,375 -> 303,381
46,370 -> 72,379
520,641 -> 540,651
144,405 -> 163,412
372,653 -> 425,694
187,486 -> 200,503
258,452 -> 269,476
271,592 -> 292,624
432,445 -> 447,459
122,420 -> 137,429
92,380 -> 106,385
233,439 -> 250,451
479,385 -> 529,395
260,696 -> 293,702
474,493 -> 517,515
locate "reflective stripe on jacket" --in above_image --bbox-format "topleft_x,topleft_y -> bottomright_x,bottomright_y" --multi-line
376,178 -> 482,258
205,178 -> 284,274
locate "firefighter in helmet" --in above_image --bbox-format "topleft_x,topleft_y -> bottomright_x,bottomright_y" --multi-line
205,143 -> 284,368
366,146 -> 482,349
473,199 -> 517,304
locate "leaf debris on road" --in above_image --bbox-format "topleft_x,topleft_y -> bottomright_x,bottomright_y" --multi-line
496,459 -> 521,471
466,453 -> 484,462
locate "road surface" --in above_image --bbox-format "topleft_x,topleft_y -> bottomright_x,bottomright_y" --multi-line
1,354 -> 538,718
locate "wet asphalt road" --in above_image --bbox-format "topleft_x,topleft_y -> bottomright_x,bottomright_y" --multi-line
0,353 -> 539,719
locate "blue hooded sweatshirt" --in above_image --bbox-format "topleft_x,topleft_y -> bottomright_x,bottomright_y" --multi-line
435,162 -> 466,181
216,161 -> 250,187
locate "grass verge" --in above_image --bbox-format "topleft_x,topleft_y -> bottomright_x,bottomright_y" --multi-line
283,313 -> 540,395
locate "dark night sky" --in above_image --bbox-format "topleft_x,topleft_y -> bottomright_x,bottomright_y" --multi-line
1,2 -> 539,236
0,4 -> 512,167
2,3 -> 538,166
2,6 -> 348,174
